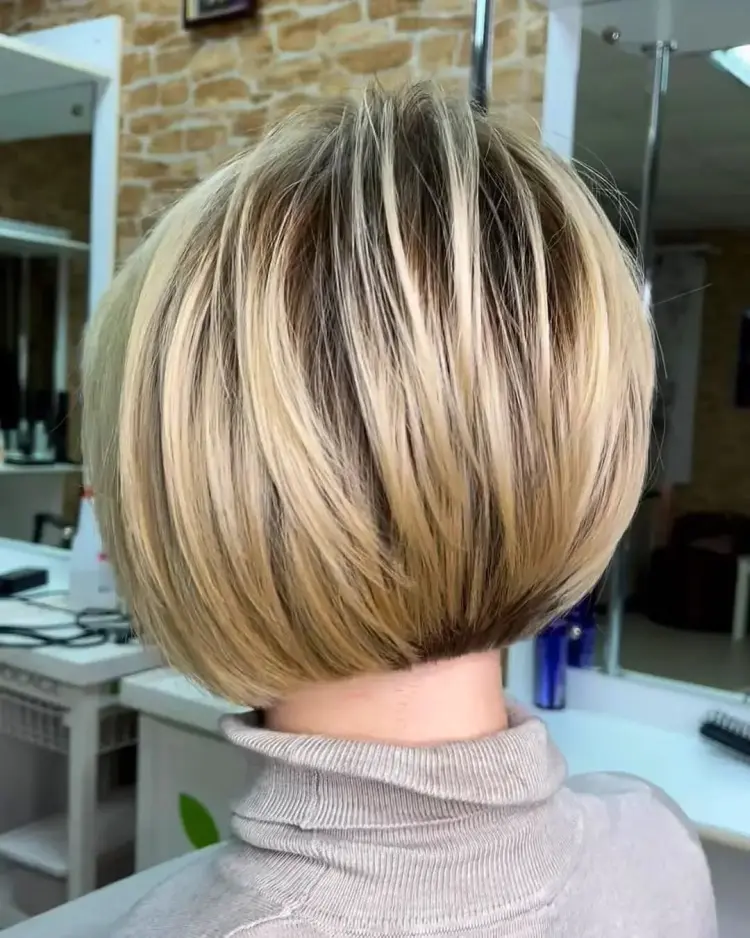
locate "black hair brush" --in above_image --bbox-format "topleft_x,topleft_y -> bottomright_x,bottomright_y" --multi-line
700,711 -> 750,760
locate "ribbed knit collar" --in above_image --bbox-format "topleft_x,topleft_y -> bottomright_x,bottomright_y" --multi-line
221,706 -> 582,932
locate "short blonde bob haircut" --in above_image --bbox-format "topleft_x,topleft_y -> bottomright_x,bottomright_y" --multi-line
83,84 -> 654,705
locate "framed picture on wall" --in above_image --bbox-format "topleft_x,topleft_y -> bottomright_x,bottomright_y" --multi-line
183,0 -> 254,29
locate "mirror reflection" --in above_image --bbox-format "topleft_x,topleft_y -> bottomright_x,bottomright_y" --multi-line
0,83 -> 91,543
576,28 -> 750,694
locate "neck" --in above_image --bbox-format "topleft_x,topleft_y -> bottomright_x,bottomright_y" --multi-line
265,651 -> 507,744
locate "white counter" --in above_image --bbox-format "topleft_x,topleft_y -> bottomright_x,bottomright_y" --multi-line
120,667 -> 245,736
0,537 -> 162,901
538,707 -> 750,850
0,538 -> 161,685
0,463 -> 80,476
120,668 -> 251,872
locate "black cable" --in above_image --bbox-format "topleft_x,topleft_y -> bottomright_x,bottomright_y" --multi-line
0,627 -> 109,648
0,594 -> 134,648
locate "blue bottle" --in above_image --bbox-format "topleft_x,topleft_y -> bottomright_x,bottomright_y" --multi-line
567,597 -> 597,669
534,619 -> 569,710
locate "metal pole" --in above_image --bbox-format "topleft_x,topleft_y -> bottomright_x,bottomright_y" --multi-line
604,39 -> 675,675
639,40 -> 675,305
469,0 -> 494,111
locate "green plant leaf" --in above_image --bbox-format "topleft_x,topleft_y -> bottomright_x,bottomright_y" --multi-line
179,793 -> 220,849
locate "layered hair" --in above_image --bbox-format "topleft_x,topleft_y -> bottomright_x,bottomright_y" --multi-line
83,84 -> 654,705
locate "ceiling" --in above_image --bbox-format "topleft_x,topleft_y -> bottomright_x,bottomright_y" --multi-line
575,30 -> 750,230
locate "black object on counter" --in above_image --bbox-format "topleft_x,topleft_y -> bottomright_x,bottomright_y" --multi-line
0,567 -> 49,597
700,711 -> 750,760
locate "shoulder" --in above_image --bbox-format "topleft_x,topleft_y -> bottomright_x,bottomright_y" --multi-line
565,771 -> 717,937
106,844 -> 287,938
568,770 -> 701,842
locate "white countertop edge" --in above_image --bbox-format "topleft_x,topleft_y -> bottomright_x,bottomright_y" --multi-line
0,463 -> 82,476
120,668 -> 246,736
535,706 -> 750,850
0,644 -> 163,687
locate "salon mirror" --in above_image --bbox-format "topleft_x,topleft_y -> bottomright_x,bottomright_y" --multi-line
574,10 -> 750,696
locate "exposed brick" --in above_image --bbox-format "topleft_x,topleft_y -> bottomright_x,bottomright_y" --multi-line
126,82 -> 159,110
194,77 -> 249,105
527,64 -> 544,101
155,44 -> 195,75
129,112 -> 179,135
138,0 -> 180,14
262,56 -> 324,92
185,125 -> 229,151
261,7 -> 300,23
120,157 -> 170,180
237,27 -> 275,61
132,18 -> 180,47
0,0 -> 548,276
152,176 -> 199,193
159,78 -> 190,106
0,0 -> 557,529
458,17 -> 518,67
368,0 -> 417,19
338,40 -> 412,74
118,182 -> 150,215
419,33 -> 458,70
492,65 -> 524,102
277,2 -> 360,52
269,93 -> 319,121
231,109 -> 269,138
524,12 -> 546,56
121,50 -> 152,84
121,135 -> 145,155
320,21 -> 390,52
495,15 -> 520,57
189,39 -> 239,78
377,64 -> 412,90
148,129 -> 184,153
117,218 -> 139,239
396,13 -> 472,31
318,69 -> 364,95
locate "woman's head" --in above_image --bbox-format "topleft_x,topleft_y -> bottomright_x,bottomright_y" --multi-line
83,84 -> 654,706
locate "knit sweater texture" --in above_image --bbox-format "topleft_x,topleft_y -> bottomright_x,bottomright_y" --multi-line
110,706 -> 717,937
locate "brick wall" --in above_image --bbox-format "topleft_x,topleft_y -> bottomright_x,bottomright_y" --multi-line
0,0 -> 547,522
674,231 -> 750,519
0,0 -> 547,260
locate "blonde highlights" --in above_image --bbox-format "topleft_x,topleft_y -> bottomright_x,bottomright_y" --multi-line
83,85 -> 654,705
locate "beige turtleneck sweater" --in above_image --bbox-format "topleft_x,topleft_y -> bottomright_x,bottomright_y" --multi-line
110,707 -> 716,937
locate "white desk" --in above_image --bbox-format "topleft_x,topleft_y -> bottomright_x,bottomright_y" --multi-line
0,538 -> 161,911
0,539 -> 159,685
120,668 -> 250,872
538,707 -> 750,850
